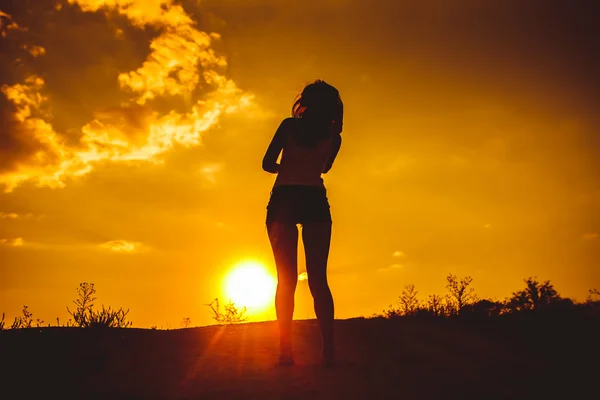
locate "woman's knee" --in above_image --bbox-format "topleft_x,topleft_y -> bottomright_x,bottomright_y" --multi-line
308,278 -> 330,296
278,277 -> 298,292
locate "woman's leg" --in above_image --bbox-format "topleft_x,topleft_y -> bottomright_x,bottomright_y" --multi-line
302,222 -> 335,363
267,221 -> 299,359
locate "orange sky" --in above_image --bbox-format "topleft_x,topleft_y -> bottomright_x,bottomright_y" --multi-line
1,0 -> 599,328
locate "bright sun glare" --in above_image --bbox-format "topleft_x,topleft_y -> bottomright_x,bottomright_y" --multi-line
224,261 -> 276,311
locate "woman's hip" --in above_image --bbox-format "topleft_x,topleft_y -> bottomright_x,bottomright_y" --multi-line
266,185 -> 332,224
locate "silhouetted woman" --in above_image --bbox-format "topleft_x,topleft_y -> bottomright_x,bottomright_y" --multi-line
263,80 -> 343,366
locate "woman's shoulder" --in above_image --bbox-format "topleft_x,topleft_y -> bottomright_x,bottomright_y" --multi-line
281,117 -> 299,127
279,117 -> 301,137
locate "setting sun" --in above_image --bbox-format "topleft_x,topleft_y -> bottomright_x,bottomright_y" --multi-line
224,261 -> 276,312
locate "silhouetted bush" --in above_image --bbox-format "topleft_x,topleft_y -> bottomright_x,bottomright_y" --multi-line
10,305 -> 34,329
67,282 -> 96,327
424,294 -> 448,317
87,305 -> 132,328
67,282 -> 132,328
206,298 -> 247,324
460,299 -> 506,319
585,289 -> 600,316
382,275 -> 599,321
398,284 -> 420,316
505,277 -> 561,314
384,284 -> 420,317
446,274 -> 477,315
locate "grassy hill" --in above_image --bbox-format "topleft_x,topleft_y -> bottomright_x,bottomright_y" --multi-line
1,316 -> 598,399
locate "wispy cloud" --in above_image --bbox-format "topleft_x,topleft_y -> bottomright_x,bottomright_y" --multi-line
378,263 -> 403,273
98,240 -> 146,253
0,212 -> 19,219
200,163 -> 223,184
0,237 -> 25,247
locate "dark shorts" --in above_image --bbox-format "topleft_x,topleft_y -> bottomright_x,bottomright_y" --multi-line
266,185 -> 332,225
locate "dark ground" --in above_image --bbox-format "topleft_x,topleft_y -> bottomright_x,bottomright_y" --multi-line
0,316 -> 598,399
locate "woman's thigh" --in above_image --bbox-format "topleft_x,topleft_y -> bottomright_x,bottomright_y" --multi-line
302,222 -> 332,278
267,222 -> 299,282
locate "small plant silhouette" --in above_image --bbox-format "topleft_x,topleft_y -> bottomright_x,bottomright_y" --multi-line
385,284 -> 421,317
67,282 -> 132,328
10,305 -> 34,329
88,306 -> 132,328
181,317 -> 191,328
446,274 -> 477,315
206,298 -> 247,324
0,313 -> 5,330
67,282 -> 96,327
425,294 -> 446,317
399,284 -> 420,316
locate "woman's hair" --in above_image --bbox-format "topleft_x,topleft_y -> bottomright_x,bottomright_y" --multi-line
291,80 -> 343,147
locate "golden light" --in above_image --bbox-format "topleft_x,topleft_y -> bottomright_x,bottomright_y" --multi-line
224,261 -> 277,312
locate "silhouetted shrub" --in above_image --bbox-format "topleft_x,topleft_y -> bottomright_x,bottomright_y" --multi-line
585,289 -> 600,316
0,313 -> 5,330
398,284 -> 420,316
206,298 -> 247,324
67,282 -> 132,328
385,284 -> 421,317
460,299 -> 506,319
446,274 -> 478,315
506,277 -> 561,313
382,274 -> 599,321
67,282 -> 96,327
424,294 -> 448,317
382,305 -> 400,319
88,305 -> 132,328
10,305 -> 34,329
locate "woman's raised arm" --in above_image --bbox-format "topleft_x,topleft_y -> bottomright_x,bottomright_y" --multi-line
262,118 -> 291,173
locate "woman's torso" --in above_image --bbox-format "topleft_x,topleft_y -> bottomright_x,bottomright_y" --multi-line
274,119 -> 333,188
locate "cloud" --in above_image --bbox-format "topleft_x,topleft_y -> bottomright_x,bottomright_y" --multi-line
0,10 -> 24,38
0,212 -> 19,219
0,236 -> 144,252
0,237 -> 25,247
378,264 -> 403,273
200,163 -> 223,184
68,0 -> 195,28
0,0 -> 260,192
22,45 -> 45,57
98,239 -> 145,253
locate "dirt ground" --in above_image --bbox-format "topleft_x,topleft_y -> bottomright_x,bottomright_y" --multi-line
1,317 -> 598,399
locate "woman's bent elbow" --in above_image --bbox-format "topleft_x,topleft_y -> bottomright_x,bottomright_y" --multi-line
262,161 -> 278,174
